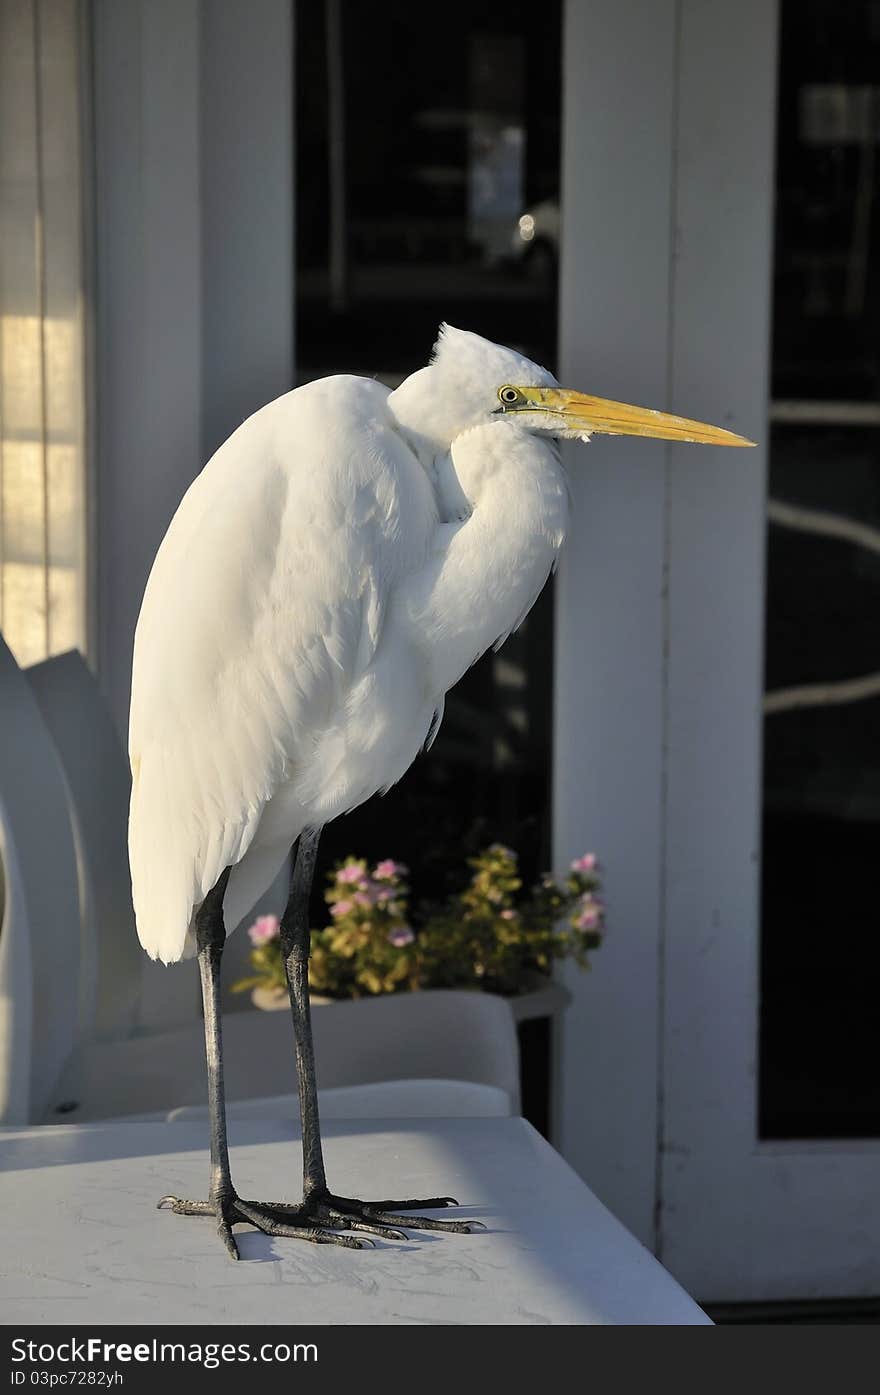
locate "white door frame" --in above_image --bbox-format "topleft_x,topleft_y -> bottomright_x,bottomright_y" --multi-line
556,0 -> 880,1302
554,0 -> 678,1249
660,0 -> 880,1302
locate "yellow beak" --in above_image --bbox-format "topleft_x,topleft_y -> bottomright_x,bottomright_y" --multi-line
502,386 -> 755,448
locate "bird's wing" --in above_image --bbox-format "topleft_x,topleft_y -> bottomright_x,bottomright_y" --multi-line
128,377 -> 437,963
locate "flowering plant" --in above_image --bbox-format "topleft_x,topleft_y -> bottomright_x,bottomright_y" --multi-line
232,845 -> 604,1001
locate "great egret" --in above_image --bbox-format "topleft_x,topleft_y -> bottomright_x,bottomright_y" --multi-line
130,324 -> 751,1258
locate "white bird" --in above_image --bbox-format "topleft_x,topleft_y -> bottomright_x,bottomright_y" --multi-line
129,323 -> 751,1258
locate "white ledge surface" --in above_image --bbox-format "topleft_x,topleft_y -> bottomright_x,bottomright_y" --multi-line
0,1116 -> 710,1325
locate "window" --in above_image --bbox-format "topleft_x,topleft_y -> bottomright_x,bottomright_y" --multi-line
295,0 -> 562,899
760,0 -> 880,1138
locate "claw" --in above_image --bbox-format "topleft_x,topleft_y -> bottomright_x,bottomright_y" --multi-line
346,1221 -> 409,1242
365,1209 -> 479,1234
156,1196 -> 212,1216
218,1220 -> 240,1262
310,1231 -> 367,1249
368,1195 -> 460,1211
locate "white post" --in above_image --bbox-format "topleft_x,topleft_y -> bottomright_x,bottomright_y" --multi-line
659,0 -> 777,1296
93,0 -> 294,731
554,0 -> 678,1245
200,0 -> 294,461
92,0 -> 202,735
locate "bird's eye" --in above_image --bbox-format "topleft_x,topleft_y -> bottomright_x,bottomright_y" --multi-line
499,386 -> 521,405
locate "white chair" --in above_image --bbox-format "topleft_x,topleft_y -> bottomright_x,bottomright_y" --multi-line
25,648 -> 198,1036
203,1080 -> 514,1119
25,648 -> 286,1031
47,988 -> 522,1123
114,1080 -> 513,1124
0,636 -> 81,1124
0,793 -> 33,1125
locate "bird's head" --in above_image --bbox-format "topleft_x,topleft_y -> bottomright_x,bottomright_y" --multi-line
388,323 -> 754,451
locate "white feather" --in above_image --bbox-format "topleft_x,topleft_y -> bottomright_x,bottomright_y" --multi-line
129,328 -> 568,963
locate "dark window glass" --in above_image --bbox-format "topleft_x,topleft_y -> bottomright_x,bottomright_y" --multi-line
760,0 -> 880,1138
295,0 -> 561,900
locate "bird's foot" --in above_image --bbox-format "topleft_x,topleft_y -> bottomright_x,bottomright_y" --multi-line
158,1189 -> 481,1259
302,1189 -> 483,1236
158,1192 -> 391,1261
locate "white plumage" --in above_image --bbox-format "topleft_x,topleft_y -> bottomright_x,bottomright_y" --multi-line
129,326 -> 567,962
129,323 -> 751,965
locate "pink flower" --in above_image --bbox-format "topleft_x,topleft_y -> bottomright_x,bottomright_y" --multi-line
330,898 -> 354,918
375,886 -> 393,905
337,863 -> 366,885
248,914 -> 280,946
571,853 -> 597,874
353,890 -> 373,908
374,859 -> 406,881
500,908 -> 518,921
387,924 -> 415,947
576,905 -> 601,930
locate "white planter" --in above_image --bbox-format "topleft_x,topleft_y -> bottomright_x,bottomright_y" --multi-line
247,977 -> 572,1136
251,985 -> 333,1010
251,975 -> 571,1022
251,985 -> 286,1011
506,974 -> 572,1024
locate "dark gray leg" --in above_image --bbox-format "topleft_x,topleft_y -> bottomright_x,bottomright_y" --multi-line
279,826 -> 326,1198
197,868 -> 235,1249
272,827 -> 482,1235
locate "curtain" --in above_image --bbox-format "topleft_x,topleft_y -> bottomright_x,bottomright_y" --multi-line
0,0 -> 88,667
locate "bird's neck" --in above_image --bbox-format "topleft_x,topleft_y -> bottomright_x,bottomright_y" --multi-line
405,421 -> 569,691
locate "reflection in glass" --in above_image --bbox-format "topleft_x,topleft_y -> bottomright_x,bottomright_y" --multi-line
760,0 -> 880,1139
295,0 -> 561,904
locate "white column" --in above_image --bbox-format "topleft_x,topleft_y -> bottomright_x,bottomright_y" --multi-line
92,0 -> 203,733
200,0 -> 294,462
92,0 -> 293,734
660,0 -> 777,1296
554,0 -> 678,1245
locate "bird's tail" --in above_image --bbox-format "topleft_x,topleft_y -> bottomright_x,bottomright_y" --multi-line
128,750 -> 199,965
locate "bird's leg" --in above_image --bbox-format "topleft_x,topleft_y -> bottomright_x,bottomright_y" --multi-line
158,868 -> 245,1257
157,865 -> 378,1256
270,826 -> 481,1238
279,826 -> 327,1199
197,869 -> 235,1221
